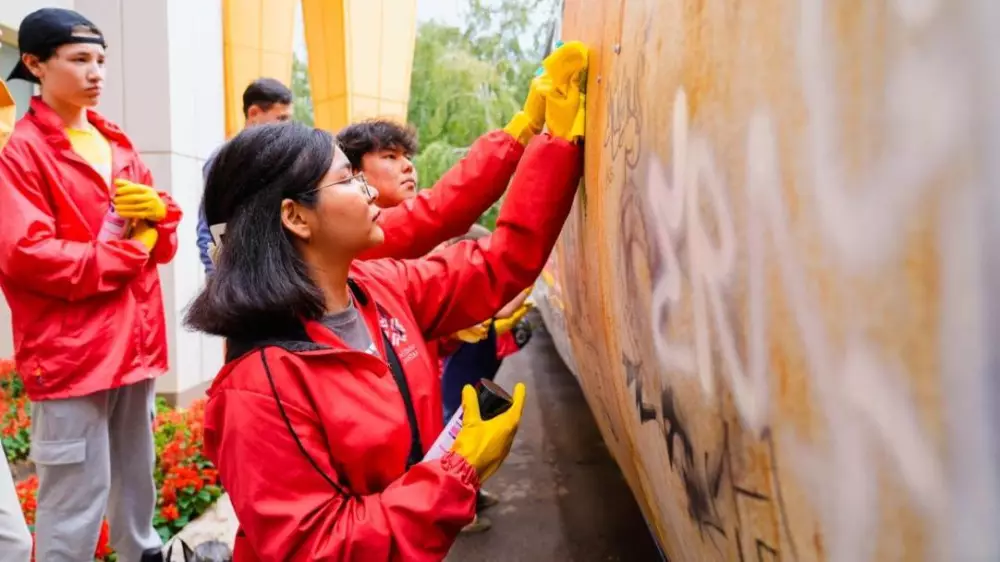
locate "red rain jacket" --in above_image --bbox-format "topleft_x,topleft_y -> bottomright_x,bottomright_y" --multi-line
361,130 -> 523,261
0,97 -> 182,401
203,133 -> 581,562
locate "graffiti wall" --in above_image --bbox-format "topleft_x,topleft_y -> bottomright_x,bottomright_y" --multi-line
535,0 -> 1000,560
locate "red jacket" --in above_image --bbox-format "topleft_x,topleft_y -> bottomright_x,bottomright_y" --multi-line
0,97 -> 182,401
203,133 -> 581,562
360,130 -> 523,261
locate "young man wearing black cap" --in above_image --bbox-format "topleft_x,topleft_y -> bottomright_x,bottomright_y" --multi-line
0,8 -> 182,562
0,31 -> 33,562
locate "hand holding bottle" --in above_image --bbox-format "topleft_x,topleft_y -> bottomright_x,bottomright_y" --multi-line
450,382 -> 526,483
113,179 -> 167,222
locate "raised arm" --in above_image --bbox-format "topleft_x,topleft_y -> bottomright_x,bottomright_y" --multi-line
369,132 -> 582,340
367,41 -> 588,339
360,130 -> 523,260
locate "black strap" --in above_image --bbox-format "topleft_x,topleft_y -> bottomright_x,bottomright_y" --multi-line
259,350 -> 357,498
380,330 -> 423,468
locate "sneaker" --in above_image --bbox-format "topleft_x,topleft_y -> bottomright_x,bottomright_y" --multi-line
461,514 -> 493,533
476,489 -> 500,510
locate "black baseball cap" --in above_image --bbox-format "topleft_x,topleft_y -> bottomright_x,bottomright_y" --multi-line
7,8 -> 106,83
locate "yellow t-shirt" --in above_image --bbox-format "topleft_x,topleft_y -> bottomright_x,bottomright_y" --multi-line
66,124 -> 112,186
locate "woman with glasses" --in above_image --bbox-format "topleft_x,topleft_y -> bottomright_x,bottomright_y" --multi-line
185,41 -> 587,562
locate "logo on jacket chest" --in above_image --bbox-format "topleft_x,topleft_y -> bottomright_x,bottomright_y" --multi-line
379,316 -> 408,347
379,315 -> 421,366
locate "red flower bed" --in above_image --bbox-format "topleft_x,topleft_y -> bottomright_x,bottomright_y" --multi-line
2,362 -> 222,561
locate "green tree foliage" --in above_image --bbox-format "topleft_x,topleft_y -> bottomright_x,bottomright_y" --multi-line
292,53 -> 315,127
408,0 -> 559,229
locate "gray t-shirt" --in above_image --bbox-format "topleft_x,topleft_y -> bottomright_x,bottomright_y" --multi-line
322,300 -> 378,356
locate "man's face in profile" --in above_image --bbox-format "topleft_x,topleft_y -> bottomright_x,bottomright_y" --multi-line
246,102 -> 293,126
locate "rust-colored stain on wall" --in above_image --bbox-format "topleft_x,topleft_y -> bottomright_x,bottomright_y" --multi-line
534,0 -> 1000,561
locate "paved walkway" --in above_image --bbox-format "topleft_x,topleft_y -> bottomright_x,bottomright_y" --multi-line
176,319 -> 661,561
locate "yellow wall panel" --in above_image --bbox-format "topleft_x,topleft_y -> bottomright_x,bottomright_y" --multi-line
226,0 -> 416,134
347,0 -> 381,98
222,0 -> 296,137
302,0 -> 348,132
303,0 -> 415,131
379,2 -> 417,102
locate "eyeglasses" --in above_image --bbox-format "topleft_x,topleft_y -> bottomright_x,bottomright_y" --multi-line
307,173 -> 377,203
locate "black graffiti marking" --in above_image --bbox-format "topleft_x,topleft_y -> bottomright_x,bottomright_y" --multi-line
659,387 -> 694,468
766,430 -> 800,561
736,529 -> 748,562
756,539 -> 779,562
661,388 -> 729,540
733,486 -> 771,503
625,357 -> 658,423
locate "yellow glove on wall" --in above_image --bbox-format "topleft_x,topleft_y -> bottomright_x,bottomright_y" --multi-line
129,220 -> 159,252
113,179 -> 168,222
541,41 -> 589,142
451,383 -> 526,483
503,72 -> 550,146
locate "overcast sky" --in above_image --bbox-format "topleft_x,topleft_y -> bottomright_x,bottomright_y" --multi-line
417,0 -> 466,26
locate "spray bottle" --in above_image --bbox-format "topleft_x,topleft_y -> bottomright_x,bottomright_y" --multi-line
423,379 -> 514,462
97,205 -> 132,242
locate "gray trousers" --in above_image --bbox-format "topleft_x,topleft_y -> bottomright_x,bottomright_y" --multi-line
0,444 -> 31,562
30,378 -> 162,562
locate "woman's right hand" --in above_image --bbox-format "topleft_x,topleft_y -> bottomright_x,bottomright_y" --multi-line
450,383 -> 527,482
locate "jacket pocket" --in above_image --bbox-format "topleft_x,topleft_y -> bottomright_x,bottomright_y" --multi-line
30,438 -> 86,466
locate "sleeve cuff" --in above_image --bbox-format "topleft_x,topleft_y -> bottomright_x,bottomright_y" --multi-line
441,451 -> 480,490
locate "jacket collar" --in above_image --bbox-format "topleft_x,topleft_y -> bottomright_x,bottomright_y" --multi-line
224,278 -> 385,364
26,96 -> 132,149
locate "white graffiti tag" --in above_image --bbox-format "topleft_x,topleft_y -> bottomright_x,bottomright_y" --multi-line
644,0 -> 993,559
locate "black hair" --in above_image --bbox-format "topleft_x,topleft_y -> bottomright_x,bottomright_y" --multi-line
242,78 -> 293,118
335,119 -> 419,169
184,122 -> 334,340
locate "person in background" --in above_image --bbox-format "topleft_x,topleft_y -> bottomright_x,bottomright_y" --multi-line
0,34 -> 33,562
196,77 -> 293,275
0,8 -> 182,562
188,40 -> 588,561
335,75 -> 540,261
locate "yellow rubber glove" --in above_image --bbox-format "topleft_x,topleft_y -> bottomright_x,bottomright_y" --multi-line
453,321 -> 491,344
493,302 -> 533,336
451,382 -> 526,482
113,179 -> 168,222
541,40 -> 589,142
503,71 -> 550,146
129,220 -> 159,252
